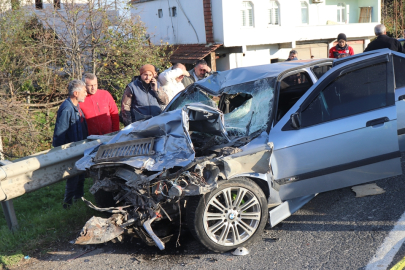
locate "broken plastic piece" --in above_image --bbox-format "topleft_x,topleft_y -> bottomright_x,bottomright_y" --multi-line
231,247 -> 249,256
351,183 -> 385,198
75,216 -> 124,245
143,213 -> 165,250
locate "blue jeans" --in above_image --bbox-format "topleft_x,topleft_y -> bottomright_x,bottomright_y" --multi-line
64,174 -> 85,205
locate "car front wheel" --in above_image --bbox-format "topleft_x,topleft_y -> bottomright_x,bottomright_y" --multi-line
186,177 -> 268,252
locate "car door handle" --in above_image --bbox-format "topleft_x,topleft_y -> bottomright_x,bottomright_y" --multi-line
399,95 -> 405,101
366,117 -> 389,127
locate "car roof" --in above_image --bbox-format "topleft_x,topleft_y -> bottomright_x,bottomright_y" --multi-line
195,59 -> 332,94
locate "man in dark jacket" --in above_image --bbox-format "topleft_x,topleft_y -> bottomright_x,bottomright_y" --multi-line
182,60 -> 213,88
53,79 -> 88,207
120,64 -> 169,126
285,50 -> 298,61
364,24 -> 405,53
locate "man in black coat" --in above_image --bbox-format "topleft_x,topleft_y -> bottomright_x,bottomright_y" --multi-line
364,24 -> 405,53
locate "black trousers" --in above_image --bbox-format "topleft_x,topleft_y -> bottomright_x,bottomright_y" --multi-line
64,174 -> 85,205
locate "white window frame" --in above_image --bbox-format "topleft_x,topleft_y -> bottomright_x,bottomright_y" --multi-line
337,3 -> 347,23
268,1 -> 280,26
300,1 -> 309,24
241,1 -> 254,27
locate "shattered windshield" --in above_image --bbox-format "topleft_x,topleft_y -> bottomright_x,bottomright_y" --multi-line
167,88 -> 218,110
222,78 -> 275,136
166,77 -> 275,136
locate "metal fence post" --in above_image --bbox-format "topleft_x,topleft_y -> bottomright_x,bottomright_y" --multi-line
0,134 -> 19,231
1,200 -> 18,231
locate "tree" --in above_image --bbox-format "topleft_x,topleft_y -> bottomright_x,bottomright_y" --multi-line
0,0 -> 172,158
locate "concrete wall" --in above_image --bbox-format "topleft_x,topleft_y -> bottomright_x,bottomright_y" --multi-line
131,0 -> 206,44
211,0 -> 224,44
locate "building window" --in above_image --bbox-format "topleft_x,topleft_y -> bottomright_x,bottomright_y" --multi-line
54,0 -> 61,9
35,0 -> 43,9
158,9 -> 163,18
301,1 -> 308,24
359,7 -> 372,23
269,1 -> 279,25
169,6 -> 177,17
241,1 -> 254,27
337,3 -> 346,23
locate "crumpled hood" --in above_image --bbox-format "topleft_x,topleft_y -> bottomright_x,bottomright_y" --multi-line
75,103 -> 228,172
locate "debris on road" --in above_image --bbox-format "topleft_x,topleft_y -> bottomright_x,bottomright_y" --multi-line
232,247 -> 249,256
351,183 -> 385,197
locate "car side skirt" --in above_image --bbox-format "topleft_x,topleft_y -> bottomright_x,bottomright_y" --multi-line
277,157 -> 401,201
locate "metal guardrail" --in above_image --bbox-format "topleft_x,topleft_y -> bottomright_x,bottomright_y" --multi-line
0,137 -> 112,202
0,135 -> 114,230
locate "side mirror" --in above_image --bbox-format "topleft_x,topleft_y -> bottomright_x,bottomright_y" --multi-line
291,112 -> 301,129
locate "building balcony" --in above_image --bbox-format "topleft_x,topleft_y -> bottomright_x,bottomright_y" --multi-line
220,22 -> 378,47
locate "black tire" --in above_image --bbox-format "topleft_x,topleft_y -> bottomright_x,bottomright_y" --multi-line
186,177 -> 268,253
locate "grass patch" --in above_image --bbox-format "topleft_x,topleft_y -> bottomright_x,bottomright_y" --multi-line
0,179 -> 98,269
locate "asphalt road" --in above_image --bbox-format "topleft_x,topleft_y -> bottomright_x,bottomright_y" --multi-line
16,154 -> 405,270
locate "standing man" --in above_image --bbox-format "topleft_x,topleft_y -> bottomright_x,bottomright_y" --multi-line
182,60 -> 213,88
286,50 -> 298,61
52,80 -> 88,208
329,33 -> 354,58
80,73 -> 119,135
158,63 -> 190,104
364,24 -> 405,53
120,64 -> 169,126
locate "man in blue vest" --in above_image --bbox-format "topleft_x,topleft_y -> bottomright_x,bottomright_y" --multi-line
52,79 -> 88,208
120,64 -> 169,126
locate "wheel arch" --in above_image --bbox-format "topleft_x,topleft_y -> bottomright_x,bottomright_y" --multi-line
229,173 -> 270,200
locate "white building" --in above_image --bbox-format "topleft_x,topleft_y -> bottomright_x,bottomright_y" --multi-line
131,0 -> 380,71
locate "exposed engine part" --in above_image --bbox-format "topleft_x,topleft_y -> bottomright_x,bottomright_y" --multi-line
81,197 -> 131,214
90,178 -> 119,195
168,184 -> 182,198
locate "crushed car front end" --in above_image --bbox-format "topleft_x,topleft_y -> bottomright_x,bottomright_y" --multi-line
75,73 -> 277,252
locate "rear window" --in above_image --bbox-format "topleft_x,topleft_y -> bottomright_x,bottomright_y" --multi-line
311,64 -> 332,79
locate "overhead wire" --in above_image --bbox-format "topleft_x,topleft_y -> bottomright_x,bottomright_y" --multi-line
167,0 -> 177,42
175,0 -> 200,43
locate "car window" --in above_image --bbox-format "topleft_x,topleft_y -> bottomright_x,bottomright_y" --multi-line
276,71 -> 313,123
394,55 -> 405,89
301,62 -> 388,127
311,64 -> 332,79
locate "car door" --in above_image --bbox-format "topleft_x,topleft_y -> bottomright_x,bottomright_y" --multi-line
270,53 -> 402,201
393,53 -> 405,151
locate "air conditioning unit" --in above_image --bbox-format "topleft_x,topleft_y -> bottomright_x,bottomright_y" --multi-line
312,0 -> 324,3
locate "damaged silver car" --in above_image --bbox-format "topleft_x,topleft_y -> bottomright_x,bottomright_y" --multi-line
75,49 -> 404,252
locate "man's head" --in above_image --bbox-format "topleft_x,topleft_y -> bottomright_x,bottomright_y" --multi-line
193,60 -> 210,79
173,63 -> 188,82
139,64 -> 157,84
288,50 -> 298,60
82,73 -> 98,95
68,80 -> 87,103
374,24 -> 386,36
337,33 -> 347,47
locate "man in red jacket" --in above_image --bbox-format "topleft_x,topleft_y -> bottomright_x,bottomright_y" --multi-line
80,73 -> 120,135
